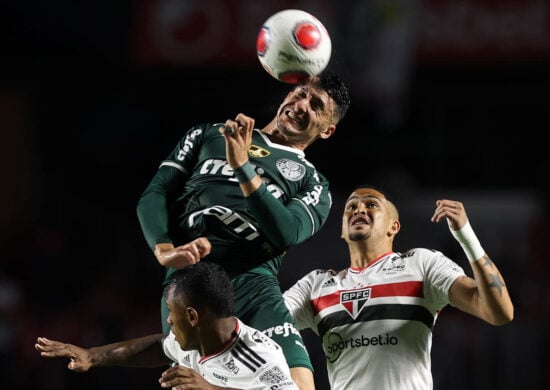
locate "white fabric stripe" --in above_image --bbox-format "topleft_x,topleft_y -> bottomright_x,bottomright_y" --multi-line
160,161 -> 185,172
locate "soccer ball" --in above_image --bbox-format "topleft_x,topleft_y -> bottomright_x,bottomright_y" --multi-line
256,9 -> 332,84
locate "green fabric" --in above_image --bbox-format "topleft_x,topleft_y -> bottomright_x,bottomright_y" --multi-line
138,122 -> 331,369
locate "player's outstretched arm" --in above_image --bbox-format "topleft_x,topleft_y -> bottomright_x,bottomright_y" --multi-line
35,334 -> 171,371
431,199 -> 514,325
35,337 -> 94,372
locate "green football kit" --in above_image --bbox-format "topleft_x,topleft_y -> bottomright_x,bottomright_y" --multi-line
137,122 -> 332,370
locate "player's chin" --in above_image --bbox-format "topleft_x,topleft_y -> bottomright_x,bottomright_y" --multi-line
279,121 -> 306,137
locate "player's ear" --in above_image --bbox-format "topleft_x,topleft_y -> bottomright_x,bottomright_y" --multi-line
319,124 -> 336,140
388,219 -> 400,237
186,307 -> 199,327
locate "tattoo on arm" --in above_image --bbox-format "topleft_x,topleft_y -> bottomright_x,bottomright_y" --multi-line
487,273 -> 505,297
479,256 -> 505,296
480,254 -> 494,267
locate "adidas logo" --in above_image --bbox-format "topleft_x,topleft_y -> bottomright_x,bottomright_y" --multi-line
182,354 -> 191,367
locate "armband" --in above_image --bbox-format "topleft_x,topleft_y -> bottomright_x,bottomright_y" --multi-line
450,220 -> 485,263
233,161 -> 257,183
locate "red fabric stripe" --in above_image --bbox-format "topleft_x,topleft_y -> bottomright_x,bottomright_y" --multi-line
311,281 -> 424,315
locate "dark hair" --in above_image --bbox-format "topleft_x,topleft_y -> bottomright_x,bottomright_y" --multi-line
169,262 -> 235,317
315,71 -> 351,123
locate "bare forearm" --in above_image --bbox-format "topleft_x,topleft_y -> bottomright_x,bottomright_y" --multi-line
90,334 -> 170,368
470,254 -> 514,325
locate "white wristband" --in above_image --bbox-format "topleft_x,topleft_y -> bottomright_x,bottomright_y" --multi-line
449,220 -> 485,263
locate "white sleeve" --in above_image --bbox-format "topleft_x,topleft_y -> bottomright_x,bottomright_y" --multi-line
248,363 -> 300,390
423,249 -> 466,308
283,270 -> 318,331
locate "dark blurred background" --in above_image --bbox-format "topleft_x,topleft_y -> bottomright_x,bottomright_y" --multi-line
1,0 -> 548,389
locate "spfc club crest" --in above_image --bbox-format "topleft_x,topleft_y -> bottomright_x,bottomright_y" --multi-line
340,287 -> 371,319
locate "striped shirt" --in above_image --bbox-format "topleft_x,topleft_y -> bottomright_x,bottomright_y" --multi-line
163,318 -> 298,389
284,249 -> 466,389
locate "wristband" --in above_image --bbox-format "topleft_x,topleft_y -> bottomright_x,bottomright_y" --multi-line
450,220 -> 485,263
233,161 -> 257,183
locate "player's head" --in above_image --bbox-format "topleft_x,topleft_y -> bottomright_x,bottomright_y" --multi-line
341,184 -> 400,244
165,262 -> 235,350
273,71 -> 350,147
307,71 -> 351,124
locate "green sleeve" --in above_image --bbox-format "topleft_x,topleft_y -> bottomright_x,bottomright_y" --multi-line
245,182 -> 329,250
136,167 -> 183,251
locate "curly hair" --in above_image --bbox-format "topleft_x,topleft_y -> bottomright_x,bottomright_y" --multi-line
314,71 -> 351,123
168,262 -> 235,317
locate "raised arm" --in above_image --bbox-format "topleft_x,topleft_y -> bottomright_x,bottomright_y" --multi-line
35,334 -> 170,371
431,199 -> 514,325
219,113 -> 330,248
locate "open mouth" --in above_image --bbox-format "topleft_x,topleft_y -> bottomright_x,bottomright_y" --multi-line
286,109 -> 305,128
351,217 -> 369,226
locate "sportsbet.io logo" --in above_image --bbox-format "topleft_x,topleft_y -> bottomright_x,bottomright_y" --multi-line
324,331 -> 399,363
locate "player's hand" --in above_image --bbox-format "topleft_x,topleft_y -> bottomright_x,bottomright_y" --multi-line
35,337 -> 92,372
219,113 -> 254,169
159,365 -> 219,389
154,237 -> 212,269
430,199 -> 468,230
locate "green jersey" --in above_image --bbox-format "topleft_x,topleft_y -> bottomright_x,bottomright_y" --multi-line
138,122 -> 331,369
137,122 -> 332,282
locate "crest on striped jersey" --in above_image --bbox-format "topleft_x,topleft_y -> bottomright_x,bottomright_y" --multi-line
340,287 -> 371,319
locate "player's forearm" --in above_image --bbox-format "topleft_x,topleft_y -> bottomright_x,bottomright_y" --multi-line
450,220 -> 514,325
245,183 -> 305,248
233,163 -> 299,248
137,192 -> 172,251
238,173 -> 263,197
89,334 -> 170,368
470,255 -> 514,325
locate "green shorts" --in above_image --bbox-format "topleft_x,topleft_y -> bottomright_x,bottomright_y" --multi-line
160,269 -> 313,371
231,270 -> 313,371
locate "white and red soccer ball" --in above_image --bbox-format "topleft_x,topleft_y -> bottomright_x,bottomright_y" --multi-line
256,9 -> 332,84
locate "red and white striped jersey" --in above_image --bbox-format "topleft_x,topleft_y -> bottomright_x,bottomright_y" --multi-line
284,249 -> 466,390
163,318 -> 298,389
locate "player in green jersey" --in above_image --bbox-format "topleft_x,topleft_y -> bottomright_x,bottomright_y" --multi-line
136,71 -> 350,389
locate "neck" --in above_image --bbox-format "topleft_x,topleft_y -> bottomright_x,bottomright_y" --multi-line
348,241 -> 393,269
199,317 -> 238,356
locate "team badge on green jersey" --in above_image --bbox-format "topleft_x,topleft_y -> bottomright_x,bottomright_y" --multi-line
276,159 -> 306,181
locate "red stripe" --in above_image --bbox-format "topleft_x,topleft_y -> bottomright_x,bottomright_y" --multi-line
311,281 -> 424,315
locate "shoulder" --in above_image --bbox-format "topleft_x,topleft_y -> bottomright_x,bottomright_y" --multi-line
300,268 -> 339,283
309,268 -> 338,276
399,248 -> 442,260
237,320 -> 286,354
399,248 -> 465,275
184,122 -> 223,136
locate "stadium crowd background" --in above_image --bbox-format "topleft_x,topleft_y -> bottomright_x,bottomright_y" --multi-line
1,1 -> 548,389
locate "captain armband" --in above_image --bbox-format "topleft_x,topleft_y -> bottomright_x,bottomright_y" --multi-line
450,220 -> 485,263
